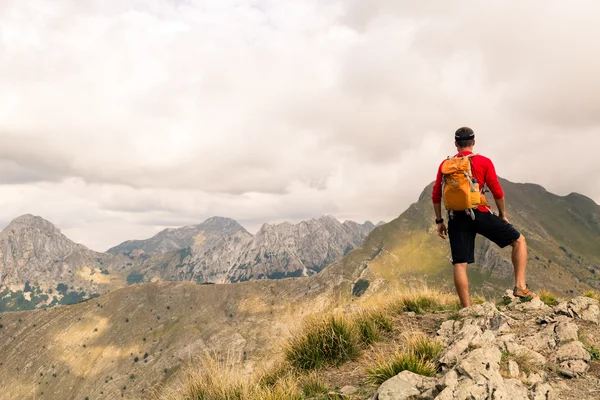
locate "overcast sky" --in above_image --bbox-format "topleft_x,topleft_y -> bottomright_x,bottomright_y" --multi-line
1,0 -> 599,251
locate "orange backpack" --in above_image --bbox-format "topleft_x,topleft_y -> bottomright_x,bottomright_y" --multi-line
441,154 -> 488,211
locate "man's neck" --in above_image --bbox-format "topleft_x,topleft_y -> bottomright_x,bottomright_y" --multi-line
457,147 -> 474,153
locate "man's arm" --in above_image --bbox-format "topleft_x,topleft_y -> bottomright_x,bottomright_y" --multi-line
484,158 -> 508,222
434,202 -> 447,239
432,163 -> 447,239
495,197 -> 510,223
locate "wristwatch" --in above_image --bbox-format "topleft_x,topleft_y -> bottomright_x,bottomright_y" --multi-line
435,218 -> 444,224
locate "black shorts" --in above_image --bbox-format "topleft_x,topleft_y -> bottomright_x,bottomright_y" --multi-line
448,210 -> 521,265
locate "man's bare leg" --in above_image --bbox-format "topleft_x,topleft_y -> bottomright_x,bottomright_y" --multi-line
510,235 -> 527,289
453,263 -> 470,308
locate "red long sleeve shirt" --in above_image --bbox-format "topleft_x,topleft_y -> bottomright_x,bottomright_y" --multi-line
432,151 -> 504,213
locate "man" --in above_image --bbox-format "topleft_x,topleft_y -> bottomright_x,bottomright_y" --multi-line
432,127 -> 534,308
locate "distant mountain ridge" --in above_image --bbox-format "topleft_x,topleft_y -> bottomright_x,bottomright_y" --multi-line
107,217 -> 249,256
124,215 -> 378,284
0,214 -> 379,311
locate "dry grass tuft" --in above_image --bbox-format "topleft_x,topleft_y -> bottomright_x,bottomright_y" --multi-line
385,287 -> 460,314
284,314 -> 361,370
354,308 -> 394,345
366,333 -> 443,385
537,289 -> 559,307
583,290 -> 600,301
403,333 -> 444,362
298,371 -> 329,397
156,354 -> 304,400
366,348 -> 437,385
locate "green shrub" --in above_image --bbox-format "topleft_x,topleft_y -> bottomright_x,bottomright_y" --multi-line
284,314 -> 361,370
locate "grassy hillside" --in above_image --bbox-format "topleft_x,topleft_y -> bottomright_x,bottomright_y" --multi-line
0,247 -> 374,400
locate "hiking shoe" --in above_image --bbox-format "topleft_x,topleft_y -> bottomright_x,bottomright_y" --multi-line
513,285 -> 537,299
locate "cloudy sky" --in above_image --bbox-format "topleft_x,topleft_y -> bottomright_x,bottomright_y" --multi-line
1,0 -> 599,251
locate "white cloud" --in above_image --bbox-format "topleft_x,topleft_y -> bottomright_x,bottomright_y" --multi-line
1,0 -> 599,251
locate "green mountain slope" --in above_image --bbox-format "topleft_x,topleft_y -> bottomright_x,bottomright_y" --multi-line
358,178 -> 600,296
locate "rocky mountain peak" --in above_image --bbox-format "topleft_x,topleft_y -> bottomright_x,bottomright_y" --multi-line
3,214 -> 61,236
198,216 -> 248,235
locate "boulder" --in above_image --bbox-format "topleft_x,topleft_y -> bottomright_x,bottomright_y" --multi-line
568,296 -> 600,324
377,371 -> 436,400
559,359 -> 589,376
520,325 -> 557,352
555,321 -> 579,344
340,386 -> 358,396
530,382 -> 558,400
456,347 -> 502,383
439,324 -> 483,366
513,297 -> 552,312
555,341 -> 591,363
459,302 -> 510,331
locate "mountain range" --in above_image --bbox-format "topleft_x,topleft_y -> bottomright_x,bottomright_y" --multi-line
0,178 -> 599,399
0,214 -> 380,311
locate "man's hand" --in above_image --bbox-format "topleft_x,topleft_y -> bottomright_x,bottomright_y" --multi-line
498,214 -> 510,225
437,223 -> 447,239
499,214 -> 510,224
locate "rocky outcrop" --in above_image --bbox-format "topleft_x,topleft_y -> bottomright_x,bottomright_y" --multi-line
228,216 -> 376,282
374,295 -> 600,400
138,215 -> 377,284
0,215 -> 133,310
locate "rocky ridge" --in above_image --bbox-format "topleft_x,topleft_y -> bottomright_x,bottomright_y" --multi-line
137,215 -> 378,283
375,295 -> 600,400
0,215 -> 131,309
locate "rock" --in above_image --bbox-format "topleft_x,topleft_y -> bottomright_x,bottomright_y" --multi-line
520,325 -> 557,352
437,320 -> 461,345
508,360 -> 520,378
555,341 -> 591,363
451,380 -> 489,400
499,379 -> 530,399
377,371 -> 436,400
555,321 -> 579,344
559,359 -> 589,375
554,301 -> 573,317
527,373 -> 544,384
441,369 -> 459,390
418,388 -> 436,399
407,312 -> 416,317
559,368 -> 576,378
459,302 -> 509,331
530,382 -> 557,400
456,347 -> 502,383
439,324 -> 483,366
513,298 -> 552,312
340,386 -> 358,396
567,297 -> 600,324
502,342 -> 547,366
